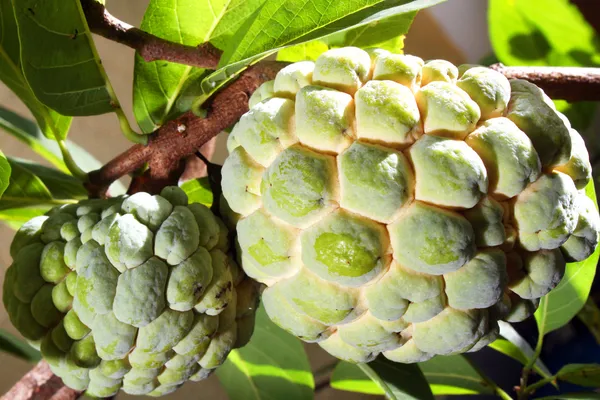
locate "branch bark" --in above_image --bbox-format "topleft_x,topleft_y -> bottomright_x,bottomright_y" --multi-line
80,0 -> 221,68
85,61 -> 285,197
1,361 -> 81,400
490,64 -> 600,102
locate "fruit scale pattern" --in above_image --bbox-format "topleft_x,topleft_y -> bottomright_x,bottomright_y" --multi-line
222,46 -> 600,364
4,186 -> 258,397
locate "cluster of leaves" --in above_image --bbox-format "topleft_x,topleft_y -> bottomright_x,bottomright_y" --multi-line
0,0 -> 599,399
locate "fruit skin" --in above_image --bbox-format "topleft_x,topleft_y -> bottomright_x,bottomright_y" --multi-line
222,46 -> 600,363
4,187 -> 258,397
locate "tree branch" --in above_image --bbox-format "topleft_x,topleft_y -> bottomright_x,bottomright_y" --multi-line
1,361 -> 81,400
80,0 -> 222,69
85,61 -> 285,197
490,64 -> 600,102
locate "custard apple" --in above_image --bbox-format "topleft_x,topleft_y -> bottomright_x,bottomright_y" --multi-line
3,186 -> 258,397
221,46 -> 599,364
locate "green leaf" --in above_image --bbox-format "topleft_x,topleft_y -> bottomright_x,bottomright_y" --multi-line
0,107 -> 67,172
133,0 -> 271,132
489,0 -> 600,67
277,41 -> 330,62
577,298 -> 600,344
221,0 -> 445,66
181,178 -> 213,207
0,207 -> 50,230
493,321 -> 554,381
535,180 -> 600,335
0,151 -> 10,197
331,361 -> 383,395
556,364 -> 600,387
215,306 -> 314,400
419,355 -> 493,395
0,158 -> 83,211
324,12 -> 412,52
0,329 -> 41,362
332,359 -> 433,399
11,0 -> 114,116
0,0 -> 72,140
197,0 -> 445,109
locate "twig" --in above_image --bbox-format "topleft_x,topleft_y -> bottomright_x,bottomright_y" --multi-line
517,327 -> 545,400
84,61 -> 285,197
80,0 -> 222,69
490,64 -> 600,102
1,361 -> 81,400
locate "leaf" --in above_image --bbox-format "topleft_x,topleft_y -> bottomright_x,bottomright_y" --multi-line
494,321 -> 554,380
330,360 -> 434,399
0,207 -> 50,230
331,361 -> 384,395
324,12 -> 412,52
221,0 -> 445,65
535,180 -> 600,335
0,151 -> 10,197
198,0 -> 445,109
11,0 -> 114,116
277,41 -> 330,62
0,0 -> 72,140
419,355 -> 493,395
0,158 -> 83,211
556,364 -> 600,387
0,106 -> 67,172
489,0 -> 600,67
181,178 -> 213,207
0,329 -> 41,362
215,306 -> 314,400
132,0 -> 267,132
577,298 -> 600,345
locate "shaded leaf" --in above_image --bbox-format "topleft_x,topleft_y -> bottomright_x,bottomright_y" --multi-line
181,178 -> 213,207
0,329 -> 41,362
535,180 -> 600,334
12,0 -> 114,116
419,355 -> 493,395
331,361 -> 383,395
495,321 -> 554,380
557,364 -> 600,387
0,151 -> 10,197
577,298 -> 600,345
0,0 -> 72,140
361,359 -> 433,400
216,306 -> 314,400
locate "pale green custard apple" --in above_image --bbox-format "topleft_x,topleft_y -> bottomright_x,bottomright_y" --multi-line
3,186 -> 258,397
221,46 -> 600,364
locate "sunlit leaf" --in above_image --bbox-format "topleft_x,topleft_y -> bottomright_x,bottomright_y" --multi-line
181,178 -> 213,207
556,364 -> 600,387
419,355 -> 493,395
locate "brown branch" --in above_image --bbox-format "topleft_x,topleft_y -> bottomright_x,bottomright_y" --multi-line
80,0 -> 222,68
2,361 -> 81,400
85,61 -> 285,197
490,64 -> 600,102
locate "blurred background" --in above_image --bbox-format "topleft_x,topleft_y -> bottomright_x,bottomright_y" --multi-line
0,0 -> 598,398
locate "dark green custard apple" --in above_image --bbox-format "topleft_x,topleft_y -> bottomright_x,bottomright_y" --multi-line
3,186 -> 258,397
221,46 -> 600,363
